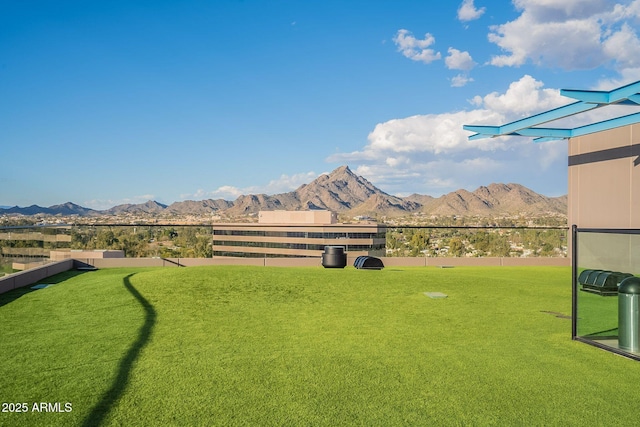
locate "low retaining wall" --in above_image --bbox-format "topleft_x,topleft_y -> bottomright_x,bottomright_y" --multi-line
83,257 -> 325,268
382,257 -> 569,267
0,259 -> 74,295
77,256 -> 570,269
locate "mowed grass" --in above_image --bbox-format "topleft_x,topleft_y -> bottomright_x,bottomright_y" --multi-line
1,265 -> 640,426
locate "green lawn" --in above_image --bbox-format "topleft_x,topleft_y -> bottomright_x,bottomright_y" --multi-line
1,265 -> 639,426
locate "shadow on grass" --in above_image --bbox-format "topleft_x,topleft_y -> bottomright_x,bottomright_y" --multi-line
82,273 -> 156,427
0,270 -> 88,309
0,286 -> 39,309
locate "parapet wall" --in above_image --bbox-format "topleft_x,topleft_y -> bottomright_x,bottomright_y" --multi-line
77,256 -> 570,269
0,259 -> 73,295
50,249 -> 125,261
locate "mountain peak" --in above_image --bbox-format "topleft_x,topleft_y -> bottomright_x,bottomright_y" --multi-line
293,165 -> 387,212
331,165 -> 353,175
106,200 -> 168,215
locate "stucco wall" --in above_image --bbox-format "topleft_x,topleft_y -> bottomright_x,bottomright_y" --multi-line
0,260 -> 73,295
70,256 -> 569,269
568,124 -> 640,229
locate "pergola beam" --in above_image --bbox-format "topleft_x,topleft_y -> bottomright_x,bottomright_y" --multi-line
561,80 -> 640,104
464,80 -> 640,143
462,102 -> 599,138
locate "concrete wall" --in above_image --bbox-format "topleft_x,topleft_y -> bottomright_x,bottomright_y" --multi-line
50,249 -> 125,261
76,256 -> 570,269
382,257 -> 568,267
0,259 -> 73,295
12,260 -> 49,271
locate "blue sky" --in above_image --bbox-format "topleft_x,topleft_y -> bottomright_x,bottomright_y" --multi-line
3,0 -> 640,209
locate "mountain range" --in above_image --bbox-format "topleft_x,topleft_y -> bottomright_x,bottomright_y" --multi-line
0,165 -> 567,218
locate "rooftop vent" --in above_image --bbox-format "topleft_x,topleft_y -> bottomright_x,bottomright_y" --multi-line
578,269 -> 633,296
353,255 -> 384,270
322,246 -> 346,269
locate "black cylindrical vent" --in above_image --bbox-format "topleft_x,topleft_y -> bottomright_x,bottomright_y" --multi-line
322,246 -> 346,268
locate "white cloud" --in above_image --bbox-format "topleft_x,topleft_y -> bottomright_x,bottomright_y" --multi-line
394,35 -> 477,85
451,74 -> 474,87
594,67 -> 640,90
337,76 -> 566,160
365,109 -> 512,155
327,109 -> 503,163
393,29 -> 441,64
210,185 -> 245,199
488,0 -> 640,75
445,48 -> 476,70
182,171 -> 319,201
445,49 -> 476,87
326,75 -> 570,197
536,139 -> 566,170
457,0 -> 486,22
478,74 -> 565,117
602,23 -> 640,70
263,171 -> 319,194
385,156 -> 406,167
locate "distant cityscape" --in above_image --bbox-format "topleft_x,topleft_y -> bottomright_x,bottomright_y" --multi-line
0,165 -> 568,273
0,210 -> 568,276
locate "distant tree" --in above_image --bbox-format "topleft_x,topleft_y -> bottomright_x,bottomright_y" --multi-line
489,235 -> 511,257
449,237 -> 465,257
96,230 -> 118,248
539,242 -> 555,256
409,229 -> 430,251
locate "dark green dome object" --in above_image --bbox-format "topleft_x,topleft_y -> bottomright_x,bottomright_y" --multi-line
619,276 -> 640,294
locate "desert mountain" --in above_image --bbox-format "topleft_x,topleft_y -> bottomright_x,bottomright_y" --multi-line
0,166 -> 567,218
105,200 -> 168,215
348,193 -> 422,216
224,193 -> 295,216
167,199 -> 234,214
296,165 -> 382,210
2,202 -> 97,216
419,183 -> 566,216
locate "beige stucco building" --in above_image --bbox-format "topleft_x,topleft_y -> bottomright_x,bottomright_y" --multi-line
567,124 -> 640,273
0,225 -> 72,260
568,124 -> 640,229
212,210 -> 386,258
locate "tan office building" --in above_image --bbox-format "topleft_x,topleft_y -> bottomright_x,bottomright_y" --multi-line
0,225 -> 72,260
212,210 -> 386,258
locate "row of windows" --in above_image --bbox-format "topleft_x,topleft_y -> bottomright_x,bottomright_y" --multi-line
213,230 -> 385,239
214,240 -> 310,250
213,241 -> 385,251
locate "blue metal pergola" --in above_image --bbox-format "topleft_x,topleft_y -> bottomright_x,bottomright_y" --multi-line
463,80 -> 640,143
